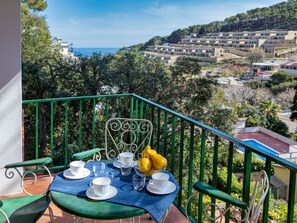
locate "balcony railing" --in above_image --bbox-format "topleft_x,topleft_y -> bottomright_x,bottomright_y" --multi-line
22,93 -> 297,223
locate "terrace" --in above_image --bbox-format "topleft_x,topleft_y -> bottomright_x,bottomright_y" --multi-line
0,1 -> 297,223
13,94 -> 297,222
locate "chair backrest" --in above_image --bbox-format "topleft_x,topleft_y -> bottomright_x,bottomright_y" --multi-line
104,118 -> 153,160
246,170 -> 270,222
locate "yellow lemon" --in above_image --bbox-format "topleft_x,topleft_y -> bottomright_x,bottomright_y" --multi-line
144,145 -> 151,150
151,154 -> 167,170
138,158 -> 152,173
141,145 -> 156,159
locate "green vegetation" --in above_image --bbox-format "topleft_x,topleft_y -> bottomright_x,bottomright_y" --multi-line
142,0 -> 297,47
21,1 -> 297,222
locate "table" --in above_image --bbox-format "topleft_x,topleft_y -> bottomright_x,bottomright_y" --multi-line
50,191 -> 146,220
49,160 -> 179,222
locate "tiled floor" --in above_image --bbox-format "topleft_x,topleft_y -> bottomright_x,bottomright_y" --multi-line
1,175 -> 188,223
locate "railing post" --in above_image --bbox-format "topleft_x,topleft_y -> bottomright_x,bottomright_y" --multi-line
287,170 -> 296,223
263,159 -> 271,223
178,119 -> 185,207
105,98 -> 109,120
187,124 -> 195,216
156,109 -> 161,153
50,102 -> 54,159
170,116 -> 177,175
198,129 -> 206,223
130,96 -> 134,119
35,103 -> 39,159
163,113 -> 168,157
135,99 -> 139,119
64,101 -> 69,165
92,99 -> 96,149
79,99 -> 83,151
225,142 -> 234,223
242,148 -> 252,222
211,135 -> 219,223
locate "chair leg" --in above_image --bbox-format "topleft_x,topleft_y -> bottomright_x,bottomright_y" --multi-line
0,208 -> 10,223
48,206 -> 54,223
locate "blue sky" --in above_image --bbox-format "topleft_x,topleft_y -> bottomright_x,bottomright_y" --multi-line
43,0 -> 284,48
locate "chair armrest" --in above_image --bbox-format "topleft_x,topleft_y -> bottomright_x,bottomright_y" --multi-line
72,148 -> 103,160
193,182 -> 247,210
4,157 -> 52,169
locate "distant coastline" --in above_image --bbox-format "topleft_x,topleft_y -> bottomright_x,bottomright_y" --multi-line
73,48 -> 120,57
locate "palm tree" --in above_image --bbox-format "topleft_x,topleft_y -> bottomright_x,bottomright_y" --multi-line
259,100 -> 280,119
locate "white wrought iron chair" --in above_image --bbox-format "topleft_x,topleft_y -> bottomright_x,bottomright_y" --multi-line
0,157 -> 54,223
186,170 -> 269,223
72,117 -> 153,161
71,118 -> 154,223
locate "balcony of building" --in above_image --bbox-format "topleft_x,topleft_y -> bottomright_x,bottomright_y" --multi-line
2,93 -> 294,223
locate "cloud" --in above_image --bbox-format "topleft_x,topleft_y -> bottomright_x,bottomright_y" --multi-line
47,0 -> 284,47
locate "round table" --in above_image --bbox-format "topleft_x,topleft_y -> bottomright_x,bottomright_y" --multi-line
49,191 -> 147,220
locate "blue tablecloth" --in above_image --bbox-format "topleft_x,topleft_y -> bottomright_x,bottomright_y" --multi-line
49,161 -> 179,223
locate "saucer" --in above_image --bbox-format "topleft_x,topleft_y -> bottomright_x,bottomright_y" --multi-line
63,168 -> 91,179
86,186 -> 118,200
146,181 -> 176,195
113,160 -> 137,168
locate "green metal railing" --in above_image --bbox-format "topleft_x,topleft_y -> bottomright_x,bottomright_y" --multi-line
22,93 -> 297,222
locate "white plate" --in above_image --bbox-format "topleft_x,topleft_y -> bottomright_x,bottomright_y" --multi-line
86,186 -> 118,200
63,168 -> 91,179
146,181 -> 177,195
113,160 -> 137,168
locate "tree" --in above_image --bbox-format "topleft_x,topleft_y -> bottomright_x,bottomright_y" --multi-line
236,103 -> 268,127
141,36 -> 167,50
202,105 -> 237,133
259,100 -> 280,119
22,0 -> 48,11
247,49 -> 264,75
274,88 -> 295,111
269,71 -> 294,86
223,85 -> 270,106
167,57 -> 215,117
167,29 -> 189,43
107,51 -> 171,100
290,86 -> 297,121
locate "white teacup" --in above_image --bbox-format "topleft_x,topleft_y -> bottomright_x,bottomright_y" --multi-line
149,173 -> 169,191
91,177 -> 111,196
70,161 -> 85,175
118,152 -> 134,166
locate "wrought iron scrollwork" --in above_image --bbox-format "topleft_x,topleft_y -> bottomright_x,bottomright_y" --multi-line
105,118 -> 153,160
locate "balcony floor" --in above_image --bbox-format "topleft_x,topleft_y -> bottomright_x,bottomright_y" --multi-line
1,175 -> 188,223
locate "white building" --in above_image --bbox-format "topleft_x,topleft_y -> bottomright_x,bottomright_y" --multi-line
181,30 -> 297,54
279,61 -> 297,76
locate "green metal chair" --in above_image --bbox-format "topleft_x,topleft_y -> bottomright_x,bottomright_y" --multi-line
0,157 -> 53,223
72,117 -> 153,161
186,170 -> 269,223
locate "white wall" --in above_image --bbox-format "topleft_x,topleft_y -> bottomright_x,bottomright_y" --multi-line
278,68 -> 297,76
0,0 -> 22,195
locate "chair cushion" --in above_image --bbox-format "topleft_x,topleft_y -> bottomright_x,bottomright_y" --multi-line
0,195 -> 50,223
193,182 -> 248,209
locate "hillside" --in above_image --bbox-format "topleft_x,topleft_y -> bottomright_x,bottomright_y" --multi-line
141,0 -> 297,49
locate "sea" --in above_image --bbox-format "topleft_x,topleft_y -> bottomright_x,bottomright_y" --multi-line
73,48 -> 120,57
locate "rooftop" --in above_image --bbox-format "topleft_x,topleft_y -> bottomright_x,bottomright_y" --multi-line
235,132 -> 289,153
